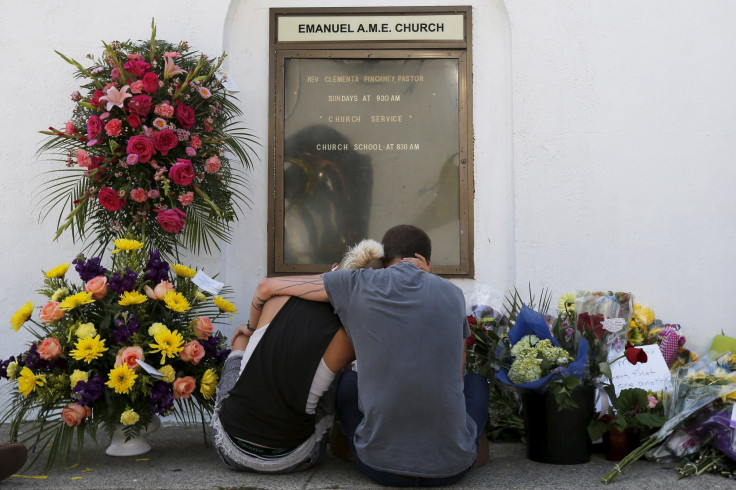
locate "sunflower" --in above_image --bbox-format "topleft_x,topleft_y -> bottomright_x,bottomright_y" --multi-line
200,368 -> 218,400
111,238 -> 144,254
172,264 -> 196,278
17,367 -> 46,397
106,364 -> 137,394
59,291 -> 94,311
163,291 -> 190,312
70,334 -> 109,363
10,301 -> 33,332
213,296 -> 237,314
118,291 -> 148,306
149,327 -> 185,364
45,263 -> 70,278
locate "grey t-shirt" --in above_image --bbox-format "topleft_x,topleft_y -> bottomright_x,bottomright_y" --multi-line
323,261 -> 477,477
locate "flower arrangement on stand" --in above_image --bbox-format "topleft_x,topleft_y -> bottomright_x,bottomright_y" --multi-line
38,20 -> 256,258
0,238 -> 234,471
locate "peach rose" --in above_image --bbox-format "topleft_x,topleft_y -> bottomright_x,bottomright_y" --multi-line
39,301 -> 65,323
115,346 -> 144,370
193,317 -> 214,340
61,403 -> 92,427
85,275 -> 109,300
179,341 -> 205,365
37,337 -> 62,360
173,376 -> 196,399
145,280 -> 175,300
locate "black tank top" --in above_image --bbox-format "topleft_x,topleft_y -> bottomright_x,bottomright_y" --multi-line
219,297 -> 341,448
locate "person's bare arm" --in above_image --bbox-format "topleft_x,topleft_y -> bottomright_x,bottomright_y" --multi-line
249,275 -> 329,334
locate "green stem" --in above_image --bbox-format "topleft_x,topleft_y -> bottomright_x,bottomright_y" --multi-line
54,197 -> 88,240
192,184 -> 222,217
601,435 -> 659,484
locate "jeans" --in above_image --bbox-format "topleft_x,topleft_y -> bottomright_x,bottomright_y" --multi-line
336,371 -> 489,487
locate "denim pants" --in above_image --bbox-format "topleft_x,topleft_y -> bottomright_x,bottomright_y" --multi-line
336,371 -> 489,487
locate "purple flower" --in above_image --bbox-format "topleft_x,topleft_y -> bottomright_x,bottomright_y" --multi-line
113,313 -> 139,345
149,381 -> 175,415
144,250 -> 169,284
109,267 -> 138,294
72,375 -> 105,406
200,333 -> 230,364
0,356 -> 17,379
73,255 -> 107,282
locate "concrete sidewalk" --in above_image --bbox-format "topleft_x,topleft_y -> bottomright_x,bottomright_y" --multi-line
1,424 -> 731,489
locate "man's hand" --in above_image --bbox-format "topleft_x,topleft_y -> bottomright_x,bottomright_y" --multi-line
401,253 -> 431,272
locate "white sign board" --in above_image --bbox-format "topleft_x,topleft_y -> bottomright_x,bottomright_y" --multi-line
610,345 -> 672,395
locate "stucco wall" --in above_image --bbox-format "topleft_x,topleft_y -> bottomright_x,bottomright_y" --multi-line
1,0 -> 734,387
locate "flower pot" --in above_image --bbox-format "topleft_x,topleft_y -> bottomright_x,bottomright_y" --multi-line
106,415 -> 161,457
521,384 -> 595,464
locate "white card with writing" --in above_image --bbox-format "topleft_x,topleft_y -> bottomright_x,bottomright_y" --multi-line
602,318 -> 626,333
191,270 -> 224,295
135,359 -> 164,379
610,344 -> 672,395
216,71 -> 240,93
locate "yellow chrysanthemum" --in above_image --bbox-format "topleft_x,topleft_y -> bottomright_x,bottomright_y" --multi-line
75,322 -> 97,338
106,364 -> 137,394
45,263 -> 70,278
148,322 -> 167,337
633,303 -> 655,327
51,287 -> 69,302
17,367 -> 46,397
557,293 -> 576,316
59,291 -> 94,311
149,327 -> 185,365
200,368 -> 218,400
159,365 -> 176,383
213,296 -> 237,314
172,264 -> 196,278
120,409 -> 140,426
70,335 -> 109,363
10,301 -> 33,332
70,369 -> 89,389
118,291 -> 148,306
163,291 -> 190,313
111,238 -> 144,254
6,361 -> 19,380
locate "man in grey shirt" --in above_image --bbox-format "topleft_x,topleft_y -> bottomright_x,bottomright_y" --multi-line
248,225 -> 488,486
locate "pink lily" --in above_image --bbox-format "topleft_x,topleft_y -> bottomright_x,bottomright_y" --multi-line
164,56 -> 186,79
99,85 -> 132,111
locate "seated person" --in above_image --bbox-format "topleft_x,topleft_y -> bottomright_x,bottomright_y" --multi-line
210,239 -> 383,473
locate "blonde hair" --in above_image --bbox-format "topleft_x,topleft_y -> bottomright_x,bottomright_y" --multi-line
336,239 -> 384,270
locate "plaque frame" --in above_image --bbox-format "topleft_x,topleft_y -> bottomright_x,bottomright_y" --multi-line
268,6 -> 474,277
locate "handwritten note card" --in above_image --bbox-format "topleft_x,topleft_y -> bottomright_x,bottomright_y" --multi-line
610,344 -> 672,395
191,270 -> 224,295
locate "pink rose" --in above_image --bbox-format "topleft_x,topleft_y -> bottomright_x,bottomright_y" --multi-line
87,115 -> 102,139
144,280 -> 174,300
61,403 -> 92,427
105,118 -> 122,137
173,376 -> 196,399
76,149 -> 92,168
175,103 -> 196,129
169,159 -> 195,186
98,186 -> 126,211
39,301 -> 65,323
115,346 -> 144,371
193,317 -> 214,340
127,112 -> 142,129
130,188 -> 148,203
204,156 -> 221,174
130,80 -> 144,94
126,135 -> 156,163
178,192 -> 194,206
38,337 -> 62,360
85,275 -> 109,299
142,72 -> 160,93
123,60 -> 151,78
128,94 -> 153,116
179,341 -> 205,365
153,129 -> 178,156
190,136 -> 202,149
156,208 -> 187,234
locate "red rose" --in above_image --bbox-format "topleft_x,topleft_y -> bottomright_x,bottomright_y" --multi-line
87,115 -> 102,140
128,95 -> 153,116
142,72 -> 160,93
90,90 -> 105,108
624,343 -> 648,365
98,187 -> 126,211
156,208 -> 187,233
86,157 -> 105,181
126,135 -> 156,163
153,129 -> 179,156
127,112 -> 141,129
123,60 -> 151,78
168,159 -> 195,186
467,315 -> 478,328
576,312 -> 605,339
175,103 -> 195,129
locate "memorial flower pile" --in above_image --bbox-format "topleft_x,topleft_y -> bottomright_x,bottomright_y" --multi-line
626,302 -> 698,369
38,21 -> 255,258
0,238 -> 234,470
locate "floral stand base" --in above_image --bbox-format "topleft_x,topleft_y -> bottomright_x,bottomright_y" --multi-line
106,415 -> 161,457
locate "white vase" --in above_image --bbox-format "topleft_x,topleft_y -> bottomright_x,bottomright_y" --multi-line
106,415 -> 161,457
